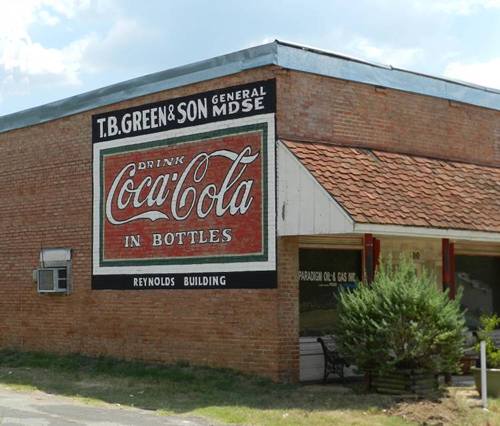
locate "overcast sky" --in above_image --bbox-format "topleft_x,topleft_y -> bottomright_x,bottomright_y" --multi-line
1,0 -> 500,116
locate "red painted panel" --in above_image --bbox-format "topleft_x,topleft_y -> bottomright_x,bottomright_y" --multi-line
449,242 -> 456,299
374,237 -> 381,273
101,131 -> 264,262
364,233 -> 374,283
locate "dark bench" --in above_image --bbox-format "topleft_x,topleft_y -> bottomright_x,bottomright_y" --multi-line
317,336 -> 349,383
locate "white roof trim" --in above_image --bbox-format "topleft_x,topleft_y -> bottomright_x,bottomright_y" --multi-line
277,140 -> 354,236
354,223 -> 500,242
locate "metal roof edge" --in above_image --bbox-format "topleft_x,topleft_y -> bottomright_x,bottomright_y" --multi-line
3,39 -> 500,134
0,41 -> 279,133
275,40 -> 500,110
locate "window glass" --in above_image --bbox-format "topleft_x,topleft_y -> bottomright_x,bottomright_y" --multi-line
456,255 -> 500,329
299,248 -> 362,336
57,268 -> 67,289
38,269 -> 54,291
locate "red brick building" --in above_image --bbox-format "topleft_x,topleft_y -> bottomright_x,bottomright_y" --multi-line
0,41 -> 499,382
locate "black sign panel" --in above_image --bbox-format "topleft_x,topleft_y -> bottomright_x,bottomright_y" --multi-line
92,271 -> 277,290
299,248 -> 362,336
92,79 -> 276,143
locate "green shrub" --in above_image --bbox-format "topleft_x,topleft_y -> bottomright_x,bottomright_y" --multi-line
334,255 -> 466,375
476,314 -> 500,368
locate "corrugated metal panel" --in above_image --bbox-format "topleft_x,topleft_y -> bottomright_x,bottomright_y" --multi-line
300,337 -> 325,382
299,337 -> 359,382
3,39 -> 500,134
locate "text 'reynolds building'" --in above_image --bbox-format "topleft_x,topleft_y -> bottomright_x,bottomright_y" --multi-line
1,41 -> 499,382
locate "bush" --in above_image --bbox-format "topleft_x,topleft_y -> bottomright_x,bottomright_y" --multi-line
476,314 -> 500,368
334,255 -> 466,375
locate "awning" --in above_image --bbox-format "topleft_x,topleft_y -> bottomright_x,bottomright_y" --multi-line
277,140 -> 500,242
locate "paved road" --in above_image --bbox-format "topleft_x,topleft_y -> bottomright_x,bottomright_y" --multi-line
0,385 -> 214,426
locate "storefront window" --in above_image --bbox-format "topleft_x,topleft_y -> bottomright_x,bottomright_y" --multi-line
299,248 -> 362,336
456,255 -> 500,329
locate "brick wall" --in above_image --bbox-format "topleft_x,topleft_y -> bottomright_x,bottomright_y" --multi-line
277,69 -> 500,167
0,67 -> 301,381
1,62 -> 499,382
276,236 -> 300,382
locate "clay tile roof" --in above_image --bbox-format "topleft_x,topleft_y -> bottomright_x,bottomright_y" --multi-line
283,140 -> 500,233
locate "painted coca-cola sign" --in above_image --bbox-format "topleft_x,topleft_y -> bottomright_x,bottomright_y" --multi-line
92,80 -> 276,290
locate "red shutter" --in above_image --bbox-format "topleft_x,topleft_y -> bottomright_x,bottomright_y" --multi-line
364,234 -> 374,283
374,237 -> 381,273
442,238 -> 456,299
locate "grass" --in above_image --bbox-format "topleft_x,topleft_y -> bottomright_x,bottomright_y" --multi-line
0,350 -> 496,425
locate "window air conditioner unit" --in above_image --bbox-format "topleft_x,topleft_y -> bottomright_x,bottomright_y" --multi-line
35,248 -> 72,294
36,267 -> 69,293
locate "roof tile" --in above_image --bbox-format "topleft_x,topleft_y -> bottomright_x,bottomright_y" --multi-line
284,140 -> 500,233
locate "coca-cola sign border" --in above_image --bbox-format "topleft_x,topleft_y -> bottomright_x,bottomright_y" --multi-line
92,80 -> 276,290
